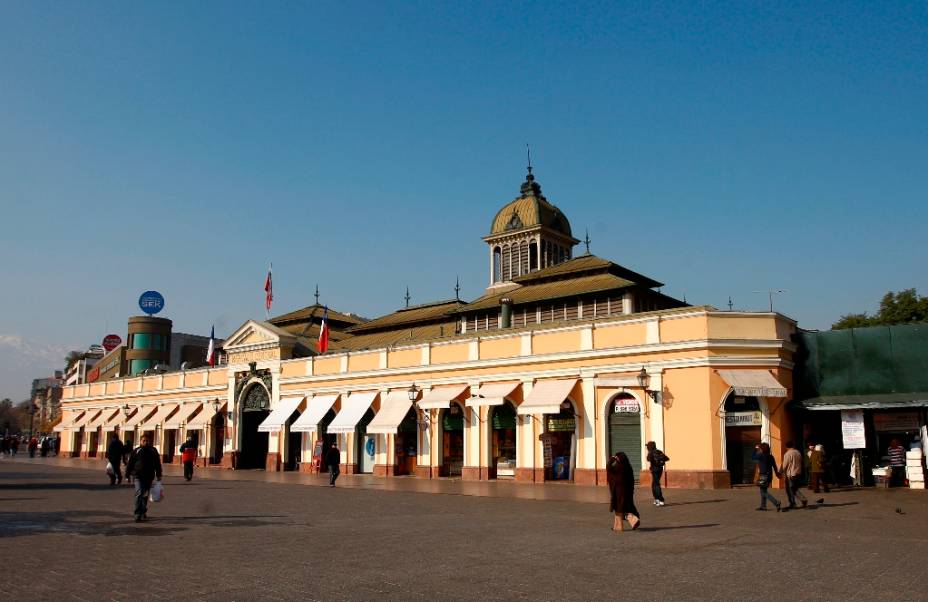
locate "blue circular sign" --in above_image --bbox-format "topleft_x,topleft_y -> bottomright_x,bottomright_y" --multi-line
365,436 -> 375,457
138,290 -> 165,315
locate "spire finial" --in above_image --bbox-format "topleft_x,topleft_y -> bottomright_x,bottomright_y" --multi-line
314,284 -> 320,305
405,287 -> 411,308
520,145 -> 541,197
526,143 -> 532,175
728,296 -> 733,311
583,228 -> 591,255
454,276 -> 461,301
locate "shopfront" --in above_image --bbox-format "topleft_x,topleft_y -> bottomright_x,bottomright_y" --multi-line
543,405 -> 576,481
608,394 -> 642,481
441,402 -> 465,476
723,394 -> 762,485
395,408 -> 418,476
490,401 -> 517,479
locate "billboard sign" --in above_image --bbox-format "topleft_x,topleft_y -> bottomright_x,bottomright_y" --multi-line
138,291 -> 165,316
102,334 -> 122,352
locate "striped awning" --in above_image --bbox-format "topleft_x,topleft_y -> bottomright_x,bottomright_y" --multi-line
518,379 -> 578,415
718,370 -> 787,398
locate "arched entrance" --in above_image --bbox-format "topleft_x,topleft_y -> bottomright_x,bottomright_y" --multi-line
724,393 -> 762,485
239,384 -> 270,470
543,403 -> 577,481
210,412 -> 224,465
284,409 -> 302,472
489,401 -> 517,479
356,407 -> 375,474
607,393 -> 642,482
440,402 -> 465,476
395,408 -> 418,476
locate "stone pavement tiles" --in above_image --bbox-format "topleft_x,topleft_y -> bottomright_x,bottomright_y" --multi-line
1,460 -> 927,601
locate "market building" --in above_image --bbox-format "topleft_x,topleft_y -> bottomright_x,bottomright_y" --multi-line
56,169 -> 799,488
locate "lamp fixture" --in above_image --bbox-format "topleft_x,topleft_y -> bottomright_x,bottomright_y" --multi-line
121,403 -> 131,418
637,367 -> 662,404
408,383 -> 431,430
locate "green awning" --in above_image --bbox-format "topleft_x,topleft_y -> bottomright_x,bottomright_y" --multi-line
795,392 -> 928,411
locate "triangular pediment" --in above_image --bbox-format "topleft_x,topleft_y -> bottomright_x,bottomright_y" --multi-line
222,320 -> 296,350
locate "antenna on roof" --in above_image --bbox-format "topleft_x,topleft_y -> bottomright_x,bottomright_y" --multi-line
683,294 -> 686,303
526,143 -> 532,175
314,284 -> 320,305
728,296 -> 733,311
405,287 -> 411,308
454,276 -> 461,301
583,228 -> 591,255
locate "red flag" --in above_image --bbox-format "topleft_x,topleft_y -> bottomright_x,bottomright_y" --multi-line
318,306 -> 329,353
264,264 -> 273,315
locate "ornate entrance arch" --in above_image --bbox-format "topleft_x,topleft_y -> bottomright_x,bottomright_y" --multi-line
238,381 -> 270,470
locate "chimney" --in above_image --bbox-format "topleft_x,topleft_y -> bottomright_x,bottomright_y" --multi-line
499,297 -> 513,329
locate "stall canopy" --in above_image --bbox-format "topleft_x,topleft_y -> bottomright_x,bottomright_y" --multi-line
163,402 -> 203,430
70,409 -> 101,430
327,391 -> 378,434
418,385 -> 468,410
367,391 -> 414,434
518,379 -> 578,415
124,406 -> 157,429
187,402 -> 225,429
138,404 -> 179,431
87,408 -> 118,430
291,394 -> 339,433
54,410 -> 85,432
466,382 -> 520,407
717,370 -> 787,398
797,392 -> 928,411
258,396 -> 304,433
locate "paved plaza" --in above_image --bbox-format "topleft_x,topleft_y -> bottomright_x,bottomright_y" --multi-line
1,457 -> 927,601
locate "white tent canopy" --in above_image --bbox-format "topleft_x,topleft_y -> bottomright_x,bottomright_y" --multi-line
466,382 -> 520,407
257,396 -> 304,433
367,391 -> 414,435
327,391 -> 378,434
417,385 -> 468,410
517,379 -> 578,415
718,370 -> 787,398
291,395 -> 340,433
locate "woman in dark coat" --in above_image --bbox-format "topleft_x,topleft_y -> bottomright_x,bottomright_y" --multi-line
607,451 -> 640,532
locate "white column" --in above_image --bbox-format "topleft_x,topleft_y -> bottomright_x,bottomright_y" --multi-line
580,378 -> 596,472
518,380 -> 534,472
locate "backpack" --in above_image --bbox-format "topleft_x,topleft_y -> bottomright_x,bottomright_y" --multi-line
650,450 -> 668,469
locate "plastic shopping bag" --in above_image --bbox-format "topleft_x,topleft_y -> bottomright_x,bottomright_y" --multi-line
149,480 -> 164,502
105,461 -> 115,476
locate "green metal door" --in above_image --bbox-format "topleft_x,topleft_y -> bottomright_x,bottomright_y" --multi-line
609,411 -> 642,482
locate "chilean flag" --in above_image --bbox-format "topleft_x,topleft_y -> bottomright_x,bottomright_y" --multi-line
318,306 -> 330,354
206,325 -> 216,367
264,263 -> 273,317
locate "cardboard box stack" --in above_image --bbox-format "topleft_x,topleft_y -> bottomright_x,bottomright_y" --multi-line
907,449 -> 925,490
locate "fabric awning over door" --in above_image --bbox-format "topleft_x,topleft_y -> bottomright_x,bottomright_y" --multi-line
465,382 -> 520,407
718,370 -> 787,398
258,396 -> 304,433
417,385 -> 468,410
366,391 -> 414,435
327,391 -> 378,434
54,410 -> 85,432
517,379 -> 578,415
124,406 -> 157,429
163,402 -> 203,429
186,403 -> 225,429
138,404 -> 178,431
291,395 -> 340,433
102,409 -> 125,432
70,409 -> 101,430
87,409 -> 118,430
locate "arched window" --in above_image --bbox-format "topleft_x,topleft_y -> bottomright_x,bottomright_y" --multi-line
529,241 -> 538,271
493,247 -> 501,283
502,244 -> 511,282
511,243 -> 520,278
520,240 -> 529,275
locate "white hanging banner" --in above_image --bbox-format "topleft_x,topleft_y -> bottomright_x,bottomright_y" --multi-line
841,409 -> 866,449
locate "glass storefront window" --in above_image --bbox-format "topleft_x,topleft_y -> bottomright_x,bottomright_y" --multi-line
130,359 -> 154,375
131,333 -> 167,350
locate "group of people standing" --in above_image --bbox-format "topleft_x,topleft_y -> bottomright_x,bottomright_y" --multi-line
1,434 -> 58,457
606,440 -> 670,532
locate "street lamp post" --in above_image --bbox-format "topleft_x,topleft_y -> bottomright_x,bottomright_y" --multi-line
637,368 -> 662,404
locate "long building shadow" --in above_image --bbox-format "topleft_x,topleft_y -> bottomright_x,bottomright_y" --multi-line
0,482 -> 116,491
635,523 -> 720,532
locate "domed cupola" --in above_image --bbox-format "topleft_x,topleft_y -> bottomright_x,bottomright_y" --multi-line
483,166 -> 580,290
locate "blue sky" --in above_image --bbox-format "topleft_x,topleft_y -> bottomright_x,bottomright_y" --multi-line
0,2 -> 925,401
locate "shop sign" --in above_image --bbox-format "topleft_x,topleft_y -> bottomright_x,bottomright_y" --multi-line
138,290 -> 165,315
841,409 -> 866,449
614,398 -> 640,414
725,411 -> 762,427
102,334 -> 122,352
546,417 -> 576,432
873,412 -> 921,433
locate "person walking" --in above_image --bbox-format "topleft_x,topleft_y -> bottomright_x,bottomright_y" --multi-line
326,442 -> 341,487
10,436 -> 19,457
606,451 -> 641,532
888,439 -> 906,487
106,433 -> 125,486
179,436 -> 197,481
807,443 -> 829,493
125,434 -> 163,522
28,436 -> 38,458
645,441 -> 669,506
40,436 -> 50,457
781,441 -> 808,510
123,438 -> 134,485
53,435 -> 60,456
753,442 -> 782,512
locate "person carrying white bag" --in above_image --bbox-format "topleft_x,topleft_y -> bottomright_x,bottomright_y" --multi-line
125,433 -> 163,523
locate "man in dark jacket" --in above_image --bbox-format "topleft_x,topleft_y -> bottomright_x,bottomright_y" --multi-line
326,442 -> 341,487
179,435 -> 197,481
106,433 -> 125,486
125,434 -> 163,522
646,441 -> 670,507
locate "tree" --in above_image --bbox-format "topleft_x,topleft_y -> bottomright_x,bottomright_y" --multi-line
832,288 -> 928,330
65,350 -> 83,370
0,398 -> 21,433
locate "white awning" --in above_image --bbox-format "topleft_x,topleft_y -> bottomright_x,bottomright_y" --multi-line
291,394 -> 339,433
70,409 -> 101,430
518,379 -> 578,415
467,381 -> 520,407
87,408 -> 118,430
417,385 -> 468,410
327,391 -> 378,434
102,409 -> 125,432
164,402 -> 203,429
124,406 -> 157,428
138,404 -> 179,431
718,370 -> 787,398
258,396 -> 304,433
54,410 -> 85,432
367,391 -> 414,435
187,402 -> 225,429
